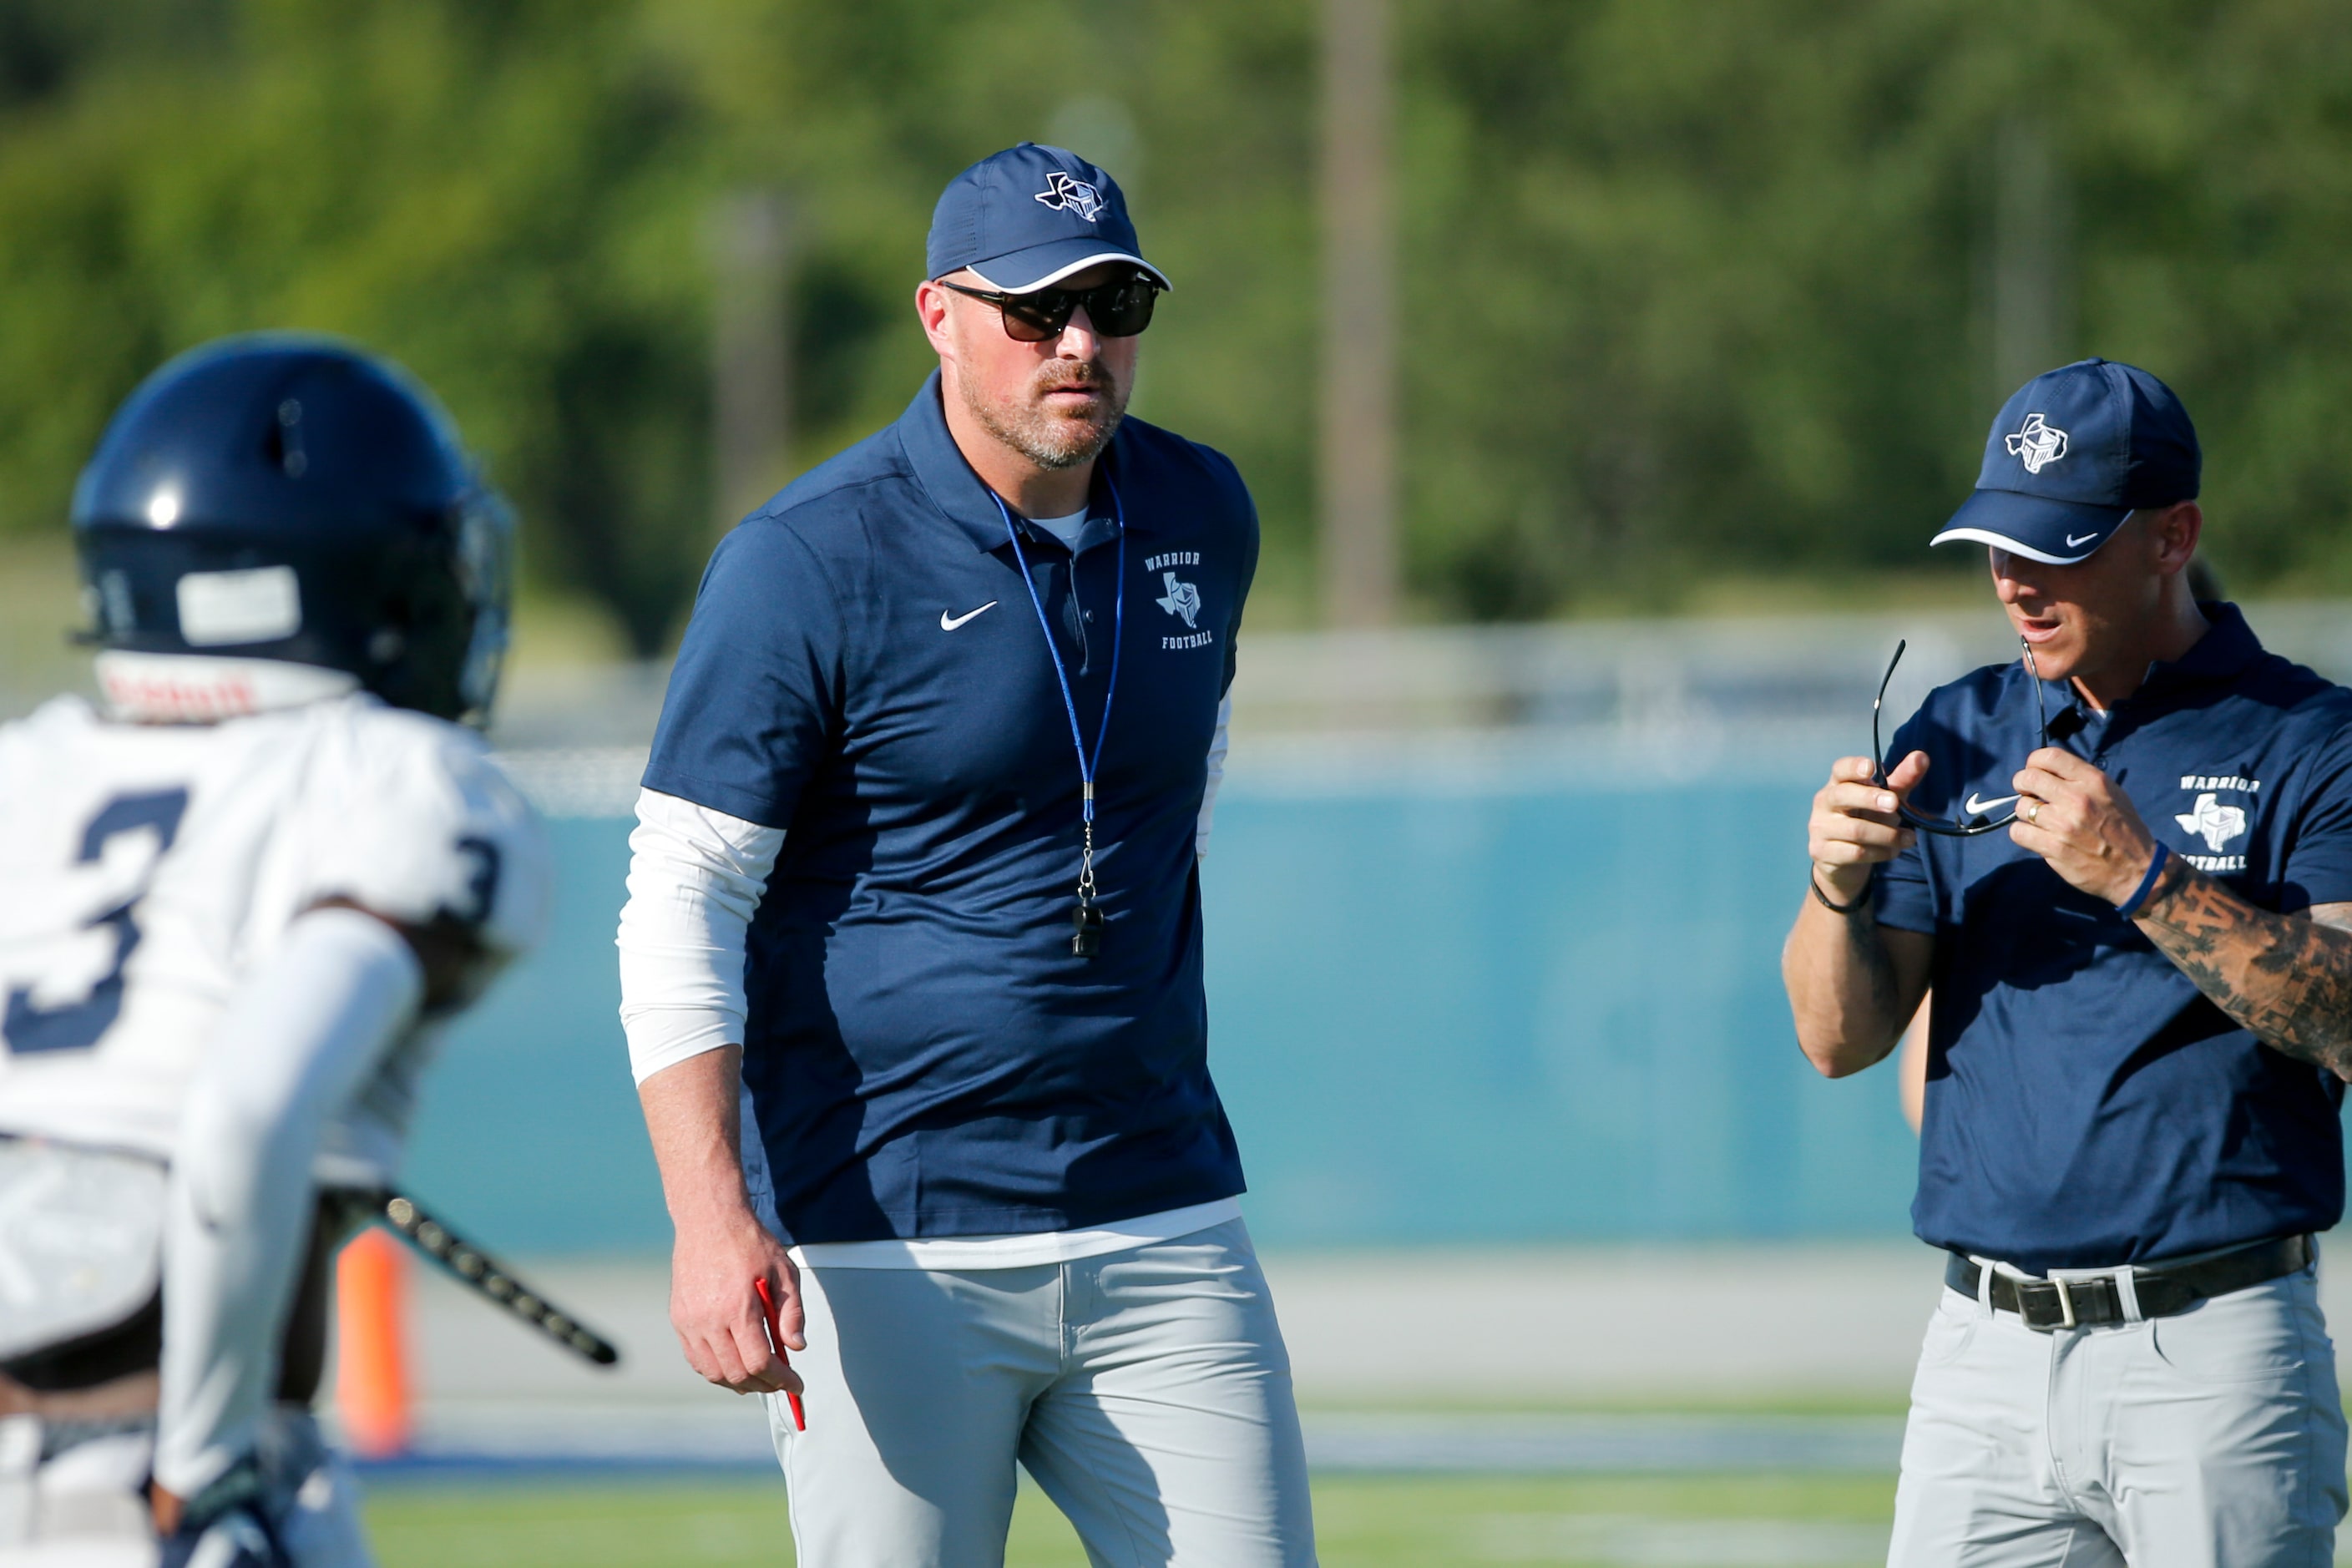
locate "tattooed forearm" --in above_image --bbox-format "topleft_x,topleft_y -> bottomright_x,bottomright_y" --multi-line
2136,862 -> 2352,1079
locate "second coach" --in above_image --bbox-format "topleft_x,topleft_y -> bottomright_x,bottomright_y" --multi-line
615,143 -> 1313,1565
1787,358 -> 2352,1565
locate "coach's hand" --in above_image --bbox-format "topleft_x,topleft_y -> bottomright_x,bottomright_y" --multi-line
2011,748 -> 2161,907
1807,752 -> 1926,905
640,1047 -> 807,1399
670,1211 -> 806,1397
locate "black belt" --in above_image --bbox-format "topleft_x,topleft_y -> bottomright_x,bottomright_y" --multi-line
1945,1234 -> 2311,1333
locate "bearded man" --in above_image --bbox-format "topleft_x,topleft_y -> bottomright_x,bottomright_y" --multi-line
615,144 -> 1314,1567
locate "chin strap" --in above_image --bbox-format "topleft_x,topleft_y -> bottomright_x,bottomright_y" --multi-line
94,653 -> 358,724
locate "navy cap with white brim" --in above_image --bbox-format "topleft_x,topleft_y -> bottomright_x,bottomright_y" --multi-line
1932,357 -> 2201,565
925,142 -> 1170,296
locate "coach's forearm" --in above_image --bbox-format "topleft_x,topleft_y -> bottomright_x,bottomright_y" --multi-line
638,1045 -> 764,1232
636,1044 -> 805,1389
1783,895 -> 1919,1078
2135,863 -> 2352,1079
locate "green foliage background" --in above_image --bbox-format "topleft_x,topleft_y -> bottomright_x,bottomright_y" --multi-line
3,0 -> 2350,650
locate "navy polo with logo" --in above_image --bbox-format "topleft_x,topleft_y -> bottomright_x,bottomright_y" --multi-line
1877,604 -> 2352,1274
644,373 -> 1256,1244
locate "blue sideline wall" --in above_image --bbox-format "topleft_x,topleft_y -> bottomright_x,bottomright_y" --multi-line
404,769 -> 1924,1254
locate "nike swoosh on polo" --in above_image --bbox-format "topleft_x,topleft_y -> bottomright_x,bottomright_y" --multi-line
2065,532 -> 2100,548
940,602 -> 998,630
1965,792 -> 2020,815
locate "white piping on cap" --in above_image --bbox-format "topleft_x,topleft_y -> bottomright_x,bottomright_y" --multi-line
1930,510 -> 2135,567
965,250 -> 1172,293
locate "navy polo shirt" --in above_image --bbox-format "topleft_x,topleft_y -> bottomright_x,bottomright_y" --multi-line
645,373 -> 1257,1243
1879,604 -> 2352,1272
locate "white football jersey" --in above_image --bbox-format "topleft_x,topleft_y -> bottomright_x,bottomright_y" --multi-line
0,691 -> 550,1186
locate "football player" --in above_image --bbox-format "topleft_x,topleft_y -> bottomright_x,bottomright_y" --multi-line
0,336 -> 550,1566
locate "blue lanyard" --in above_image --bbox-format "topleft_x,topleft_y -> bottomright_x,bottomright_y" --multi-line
995,478 -> 1126,933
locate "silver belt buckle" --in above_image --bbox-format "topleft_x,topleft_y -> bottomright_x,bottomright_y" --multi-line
2016,1274 -> 2076,1333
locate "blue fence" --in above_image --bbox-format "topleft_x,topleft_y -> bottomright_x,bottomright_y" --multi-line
405,761 -> 1923,1254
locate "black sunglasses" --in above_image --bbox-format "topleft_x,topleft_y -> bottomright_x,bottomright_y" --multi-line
937,274 -> 1161,342
1872,637 -> 2051,837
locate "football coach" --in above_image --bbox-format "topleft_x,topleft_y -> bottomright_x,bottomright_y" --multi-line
1785,357 -> 2352,1565
615,144 -> 1315,1566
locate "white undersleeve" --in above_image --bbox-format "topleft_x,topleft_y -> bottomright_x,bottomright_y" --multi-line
1199,694 -> 1232,859
155,908 -> 422,1497
616,789 -> 784,1085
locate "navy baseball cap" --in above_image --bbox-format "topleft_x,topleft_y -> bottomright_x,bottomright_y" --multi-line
1931,357 -> 2201,564
925,143 -> 1169,294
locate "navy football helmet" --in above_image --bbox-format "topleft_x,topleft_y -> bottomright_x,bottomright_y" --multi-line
72,335 -> 513,725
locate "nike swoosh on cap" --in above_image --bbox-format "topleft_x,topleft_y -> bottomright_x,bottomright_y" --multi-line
940,602 -> 998,630
2066,532 -> 2100,548
1965,792 -> 2020,815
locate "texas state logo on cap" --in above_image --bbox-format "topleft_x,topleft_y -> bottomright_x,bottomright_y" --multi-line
926,142 -> 1171,295
1931,357 -> 2202,565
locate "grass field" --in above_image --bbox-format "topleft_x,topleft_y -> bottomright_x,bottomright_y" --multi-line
367,1473 -> 1899,1566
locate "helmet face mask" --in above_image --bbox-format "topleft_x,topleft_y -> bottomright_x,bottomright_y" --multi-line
450,494 -> 514,725
72,334 -> 513,726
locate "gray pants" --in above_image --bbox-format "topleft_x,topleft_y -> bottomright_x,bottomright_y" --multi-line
766,1218 -> 1317,1568
1889,1267 -> 2349,1567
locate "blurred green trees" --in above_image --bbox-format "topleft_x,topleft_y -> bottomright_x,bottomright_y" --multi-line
1406,1 -> 2352,615
2,0 -> 2350,648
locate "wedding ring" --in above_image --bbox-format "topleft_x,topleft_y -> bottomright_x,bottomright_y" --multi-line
2026,801 -> 2042,825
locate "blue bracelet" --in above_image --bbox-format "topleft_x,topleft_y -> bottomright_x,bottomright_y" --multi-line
2116,845 -> 2174,921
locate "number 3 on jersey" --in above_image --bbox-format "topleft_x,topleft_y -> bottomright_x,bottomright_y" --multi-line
3,788 -> 189,1055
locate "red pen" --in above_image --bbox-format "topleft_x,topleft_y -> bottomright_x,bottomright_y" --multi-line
754,1277 -> 807,1431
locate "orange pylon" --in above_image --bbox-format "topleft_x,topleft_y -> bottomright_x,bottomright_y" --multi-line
335,1226 -> 412,1459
